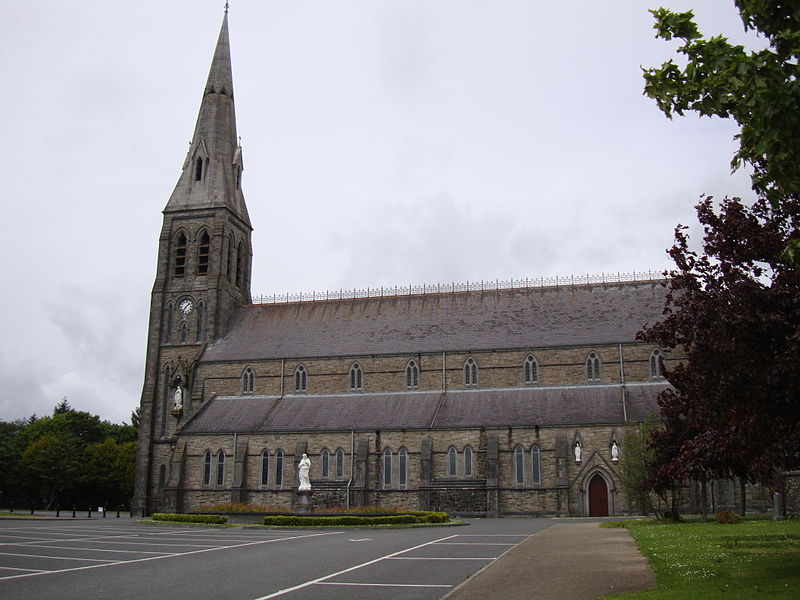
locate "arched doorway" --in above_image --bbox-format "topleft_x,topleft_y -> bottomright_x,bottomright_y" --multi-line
588,473 -> 609,516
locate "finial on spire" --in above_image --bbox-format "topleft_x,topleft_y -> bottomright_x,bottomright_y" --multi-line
224,1 -> 229,14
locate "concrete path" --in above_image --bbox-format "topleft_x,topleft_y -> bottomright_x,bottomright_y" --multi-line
444,521 -> 656,600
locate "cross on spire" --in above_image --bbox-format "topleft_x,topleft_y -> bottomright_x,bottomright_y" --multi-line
224,1 -> 229,14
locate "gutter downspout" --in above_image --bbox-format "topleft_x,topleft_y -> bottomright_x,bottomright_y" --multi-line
232,432 -> 238,484
346,430 -> 355,508
442,352 -> 447,391
619,343 -> 628,422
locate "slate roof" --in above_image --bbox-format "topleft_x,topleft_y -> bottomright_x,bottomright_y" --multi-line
180,383 -> 668,434
201,281 -> 668,362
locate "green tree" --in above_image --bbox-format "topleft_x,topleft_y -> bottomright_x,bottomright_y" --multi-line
618,421 -> 660,515
18,434 -> 81,509
0,420 -> 27,507
639,2 -> 800,491
84,439 -> 136,508
53,397 -> 73,415
643,2 -> 800,212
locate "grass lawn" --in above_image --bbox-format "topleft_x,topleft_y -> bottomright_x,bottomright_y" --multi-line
602,518 -> 800,599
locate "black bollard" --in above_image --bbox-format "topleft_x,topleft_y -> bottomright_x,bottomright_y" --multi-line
56,504 -> 60,518
116,507 -> 120,518
87,507 -> 92,518
72,505 -> 76,518
30,507 -> 34,515
103,506 -> 107,518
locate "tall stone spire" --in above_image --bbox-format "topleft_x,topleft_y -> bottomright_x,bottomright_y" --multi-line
165,13 -> 250,226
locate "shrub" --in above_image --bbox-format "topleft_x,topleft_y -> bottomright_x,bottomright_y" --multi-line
152,513 -> 227,524
411,511 -> 449,523
262,513 -> 445,526
715,511 -> 744,524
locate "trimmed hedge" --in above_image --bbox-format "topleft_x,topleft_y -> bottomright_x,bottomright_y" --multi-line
263,512 -> 448,527
152,513 -> 228,524
411,511 -> 449,523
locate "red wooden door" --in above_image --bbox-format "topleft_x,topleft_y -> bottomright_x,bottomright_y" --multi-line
588,474 -> 609,516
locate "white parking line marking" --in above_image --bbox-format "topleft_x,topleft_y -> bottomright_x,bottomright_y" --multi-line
0,566 -> 47,573
433,542 -> 515,546
0,551 -> 117,563
0,531 -> 342,581
388,556 -> 495,561
316,582 -> 452,588
6,544 -> 168,555
252,534 -> 460,600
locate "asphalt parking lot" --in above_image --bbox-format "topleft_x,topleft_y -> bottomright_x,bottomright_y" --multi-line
0,517 -> 554,600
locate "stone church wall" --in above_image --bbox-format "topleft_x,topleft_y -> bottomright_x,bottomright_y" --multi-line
192,342 -> 677,401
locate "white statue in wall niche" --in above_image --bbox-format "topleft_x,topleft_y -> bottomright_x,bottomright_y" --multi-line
611,441 -> 620,462
574,441 -> 582,463
172,381 -> 183,411
298,453 -> 311,491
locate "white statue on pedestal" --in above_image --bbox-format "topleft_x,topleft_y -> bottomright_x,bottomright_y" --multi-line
611,441 -> 619,462
173,384 -> 183,410
574,441 -> 582,463
298,453 -> 311,491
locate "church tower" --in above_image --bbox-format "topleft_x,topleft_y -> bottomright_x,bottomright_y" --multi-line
133,12 -> 253,514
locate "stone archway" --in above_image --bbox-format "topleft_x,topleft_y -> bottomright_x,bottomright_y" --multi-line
588,473 -> 609,516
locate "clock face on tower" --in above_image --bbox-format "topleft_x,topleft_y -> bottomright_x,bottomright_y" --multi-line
178,299 -> 194,315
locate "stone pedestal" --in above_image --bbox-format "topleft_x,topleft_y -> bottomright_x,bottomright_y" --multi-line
293,490 -> 314,514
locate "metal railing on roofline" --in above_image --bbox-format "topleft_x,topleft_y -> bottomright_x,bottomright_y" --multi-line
251,269 -> 670,305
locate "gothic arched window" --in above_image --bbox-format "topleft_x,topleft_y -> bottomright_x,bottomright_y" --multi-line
216,450 -> 225,486
586,351 -> 601,383
383,447 -> 393,487
174,232 -> 187,278
294,365 -> 307,392
202,450 -> 212,486
405,359 -> 419,389
514,445 -> 524,485
464,446 -> 474,477
179,323 -> 188,344
335,448 -> 345,479
321,448 -> 330,478
448,446 -> 458,476
523,354 -> 538,384
226,235 -> 233,282
194,157 -> 204,182
242,366 -> 255,395
531,444 -> 541,486
235,241 -> 244,288
261,450 -> 269,486
649,348 -> 664,378
275,449 -> 284,487
197,230 -> 210,276
464,356 -> 478,387
349,363 -> 363,391
399,447 -> 408,486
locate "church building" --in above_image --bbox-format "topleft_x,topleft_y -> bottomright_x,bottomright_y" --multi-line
132,13 -> 671,518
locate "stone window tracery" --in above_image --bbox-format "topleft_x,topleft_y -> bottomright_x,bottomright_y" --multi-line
464,356 -> 478,387
649,347 -> 664,378
586,351 -> 601,383
349,363 -> 363,391
524,354 -> 538,384
294,365 -> 307,392
242,366 -> 255,394
405,359 -> 419,389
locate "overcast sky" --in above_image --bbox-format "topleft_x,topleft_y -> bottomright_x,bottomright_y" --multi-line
0,1 -> 760,424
